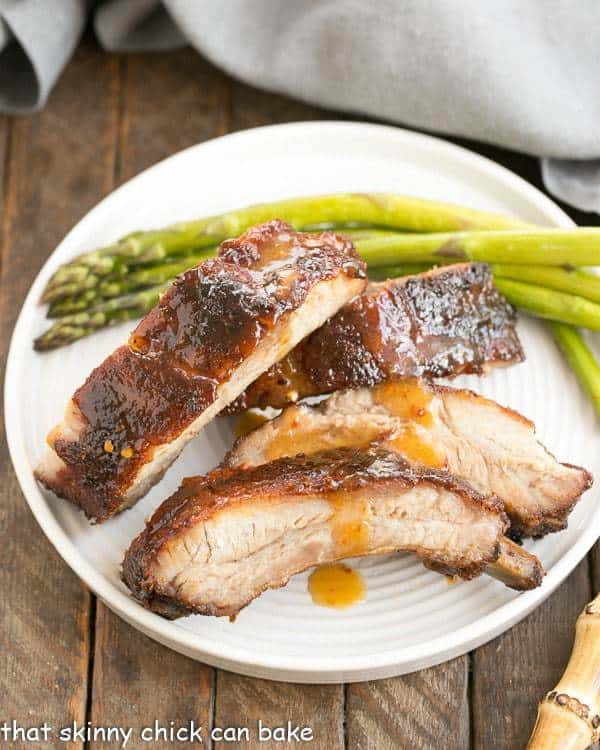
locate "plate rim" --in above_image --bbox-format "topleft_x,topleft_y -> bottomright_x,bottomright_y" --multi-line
5,120 -> 597,683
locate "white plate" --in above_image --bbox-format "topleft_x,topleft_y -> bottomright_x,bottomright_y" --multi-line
5,122 -> 600,683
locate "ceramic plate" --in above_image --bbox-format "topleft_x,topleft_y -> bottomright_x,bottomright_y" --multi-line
5,122 -> 600,683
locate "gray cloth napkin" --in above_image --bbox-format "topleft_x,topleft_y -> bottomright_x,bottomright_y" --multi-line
1,0 -> 599,213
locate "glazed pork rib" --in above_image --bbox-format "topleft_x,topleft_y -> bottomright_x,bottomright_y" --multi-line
122,448 -> 514,619
35,221 -> 366,521
226,381 -> 592,539
228,262 -> 523,413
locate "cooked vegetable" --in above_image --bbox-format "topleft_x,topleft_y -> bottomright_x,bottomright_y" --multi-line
47,254 -> 212,316
45,227 -> 600,312
356,229 -> 600,268
491,264 -> 600,304
494,279 -> 600,331
41,193 -> 529,300
34,285 -> 169,350
549,323 -> 600,418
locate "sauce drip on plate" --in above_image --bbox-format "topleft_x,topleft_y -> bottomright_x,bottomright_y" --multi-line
308,564 -> 366,609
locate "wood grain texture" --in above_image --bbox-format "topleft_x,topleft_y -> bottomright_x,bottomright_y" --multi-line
590,541 -> 600,595
118,50 -> 230,183
229,78 -> 330,131
88,47 -> 223,745
89,605 -> 213,748
346,657 -> 469,750
215,671 -> 343,749
472,560 -> 592,750
0,38 -> 118,749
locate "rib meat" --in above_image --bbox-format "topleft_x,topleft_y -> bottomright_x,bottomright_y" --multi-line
228,263 -> 523,413
35,221 -> 366,521
122,448 -> 511,619
226,381 -> 592,538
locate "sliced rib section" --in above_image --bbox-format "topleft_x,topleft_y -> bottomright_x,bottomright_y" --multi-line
227,380 -> 592,539
122,448 -> 510,618
228,263 -> 523,413
36,221 -> 366,521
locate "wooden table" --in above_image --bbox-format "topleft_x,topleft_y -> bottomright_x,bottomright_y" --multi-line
1,38 -> 598,750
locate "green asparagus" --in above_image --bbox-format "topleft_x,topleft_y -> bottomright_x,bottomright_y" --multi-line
41,193 -> 529,299
548,323 -> 600,418
47,251 -> 216,316
494,279 -> 600,331
42,226 -> 600,307
368,263 -> 435,279
356,229 -> 600,268
489,264 -> 600,304
34,285 -> 169,351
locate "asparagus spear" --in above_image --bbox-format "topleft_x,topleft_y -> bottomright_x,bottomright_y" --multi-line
41,193 -> 529,299
548,323 -> 600,418
494,279 -> 600,331
43,273 -> 105,305
34,285 -> 169,351
368,263 -> 434,279
47,252 -> 215,316
42,226 -> 600,307
356,229 -> 600,268
490,264 -> 600,303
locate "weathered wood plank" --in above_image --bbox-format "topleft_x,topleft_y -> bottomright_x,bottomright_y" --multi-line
89,604 -> 213,749
118,50 -> 230,183
215,672 -> 343,749
590,542 -> 600,596
472,561 -> 591,749
229,79 -> 330,132
346,657 -> 469,750
88,48 -> 225,747
0,37 -> 118,749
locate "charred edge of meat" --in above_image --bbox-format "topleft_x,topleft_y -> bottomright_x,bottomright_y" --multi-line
227,262 -> 524,413
36,221 -> 367,520
226,380 -> 593,540
122,447 -> 509,617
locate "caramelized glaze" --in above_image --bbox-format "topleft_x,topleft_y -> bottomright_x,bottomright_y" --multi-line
228,262 -> 524,412
308,564 -> 366,609
328,494 -> 369,557
233,410 -> 270,438
373,379 -> 433,425
45,221 -> 366,521
374,380 -> 444,467
260,409 -> 382,464
388,425 -> 443,468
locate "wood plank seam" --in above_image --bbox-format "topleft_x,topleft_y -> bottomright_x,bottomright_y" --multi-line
83,596 -> 97,750
468,650 -> 474,750
0,117 -> 13,277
